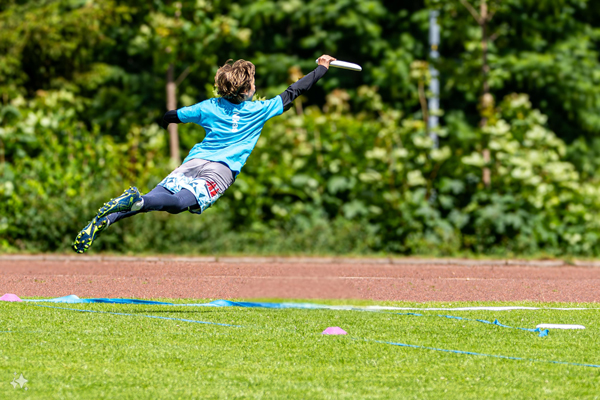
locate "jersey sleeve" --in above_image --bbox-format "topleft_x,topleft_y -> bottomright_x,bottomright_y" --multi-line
260,96 -> 284,121
177,102 -> 204,124
279,65 -> 328,109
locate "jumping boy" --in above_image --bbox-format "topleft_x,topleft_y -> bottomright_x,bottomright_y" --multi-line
72,55 -> 337,253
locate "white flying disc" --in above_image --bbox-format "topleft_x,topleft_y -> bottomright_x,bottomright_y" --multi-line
316,59 -> 362,72
536,324 -> 585,330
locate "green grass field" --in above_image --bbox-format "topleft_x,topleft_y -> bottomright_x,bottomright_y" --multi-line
2,299 -> 599,399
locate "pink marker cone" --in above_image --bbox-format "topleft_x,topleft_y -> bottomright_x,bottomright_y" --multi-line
322,327 -> 347,335
0,294 -> 22,302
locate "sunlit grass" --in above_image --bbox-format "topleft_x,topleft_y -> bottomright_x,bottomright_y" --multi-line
1,299 -> 599,399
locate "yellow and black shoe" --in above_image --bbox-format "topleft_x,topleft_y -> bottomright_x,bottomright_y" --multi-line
72,216 -> 109,254
97,186 -> 142,218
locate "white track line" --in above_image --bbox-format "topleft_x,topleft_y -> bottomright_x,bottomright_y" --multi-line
11,274 -> 595,283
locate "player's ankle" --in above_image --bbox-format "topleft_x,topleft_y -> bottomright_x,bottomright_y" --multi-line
131,198 -> 144,211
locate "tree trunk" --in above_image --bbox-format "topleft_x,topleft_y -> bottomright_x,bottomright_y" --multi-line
418,79 -> 429,130
167,64 -> 180,163
480,0 -> 491,187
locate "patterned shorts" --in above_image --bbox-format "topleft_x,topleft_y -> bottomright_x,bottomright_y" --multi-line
158,159 -> 235,214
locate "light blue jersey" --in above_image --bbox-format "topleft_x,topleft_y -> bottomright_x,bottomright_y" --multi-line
178,96 -> 283,174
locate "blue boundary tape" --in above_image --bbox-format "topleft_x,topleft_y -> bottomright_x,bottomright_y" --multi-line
23,303 -> 600,369
396,312 -> 549,337
31,304 -> 241,327
6,294 -> 600,369
371,339 -> 600,368
21,296 -> 548,336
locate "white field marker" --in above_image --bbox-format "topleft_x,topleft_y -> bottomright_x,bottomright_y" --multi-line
536,324 -> 586,330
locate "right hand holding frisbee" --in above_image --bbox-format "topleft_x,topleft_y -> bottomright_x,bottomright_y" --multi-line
317,55 -> 337,69
315,56 -> 362,72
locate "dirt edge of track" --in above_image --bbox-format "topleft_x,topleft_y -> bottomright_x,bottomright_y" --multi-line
2,259 -> 599,302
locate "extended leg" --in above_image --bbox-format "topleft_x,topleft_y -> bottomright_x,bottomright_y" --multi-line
74,186 -> 198,253
142,185 -> 198,213
107,186 -> 198,224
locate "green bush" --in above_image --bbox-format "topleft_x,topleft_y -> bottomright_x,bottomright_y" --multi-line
3,88 -> 600,256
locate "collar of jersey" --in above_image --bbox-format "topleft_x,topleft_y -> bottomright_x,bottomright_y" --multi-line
220,97 -> 247,108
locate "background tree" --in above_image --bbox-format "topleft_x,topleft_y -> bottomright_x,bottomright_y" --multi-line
2,0 -> 600,256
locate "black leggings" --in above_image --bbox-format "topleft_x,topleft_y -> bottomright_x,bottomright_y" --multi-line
107,185 -> 198,224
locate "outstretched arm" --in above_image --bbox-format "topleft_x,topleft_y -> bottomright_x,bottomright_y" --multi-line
161,110 -> 181,129
279,54 -> 336,110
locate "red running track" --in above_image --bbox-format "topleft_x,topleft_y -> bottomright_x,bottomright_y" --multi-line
1,260 -> 599,302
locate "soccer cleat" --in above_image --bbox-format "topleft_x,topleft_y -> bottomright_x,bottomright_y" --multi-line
97,186 -> 142,218
72,216 -> 109,254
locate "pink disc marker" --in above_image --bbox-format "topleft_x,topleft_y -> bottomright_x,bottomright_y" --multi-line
322,327 -> 347,335
0,294 -> 22,302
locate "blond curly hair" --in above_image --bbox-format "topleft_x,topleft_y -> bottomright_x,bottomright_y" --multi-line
215,59 -> 255,103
